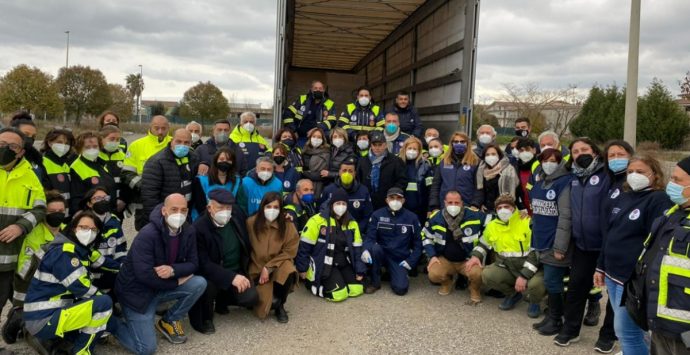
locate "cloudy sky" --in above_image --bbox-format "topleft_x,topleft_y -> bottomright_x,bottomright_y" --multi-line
0,0 -> 687,107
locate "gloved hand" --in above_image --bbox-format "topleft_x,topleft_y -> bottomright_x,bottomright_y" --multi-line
399,260 -> 411,271
361,250 -> 372,264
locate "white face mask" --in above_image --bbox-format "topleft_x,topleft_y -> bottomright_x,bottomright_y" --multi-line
497,208 -> 514,222
51,143 -> 70,158
258,171 -> 273,182
75,228 -> 97,246
82,148 -> 100,161
542,144 -> 554,150
191,133 -> 201,143
405,149 -> 419,160
333,203 -> 348,217
311,137 -> 323,148
332,138 -> 344,148
358,96 -> 370,107
425,136 -> 437,144
388,200 -> 403,211
166,213 -> 186,229
627,172 -> 651,191
357,140 -> 369,150
542,162 -> 559,175
213,209 -> 232,226
264,207 -> 280,222
446,205 -> 462,217
485,155 -> 499,167
429,147 -> 442,158
511,148 -> 520,158
104,141 -> 119,153
242,122 -> 255,133
478,134 -> 493,145
518,151 -> 534,163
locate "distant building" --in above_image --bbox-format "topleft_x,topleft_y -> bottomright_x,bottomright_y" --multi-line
138,100 -> 274,126
484,100 -> 581,134
676,98 -> 690,117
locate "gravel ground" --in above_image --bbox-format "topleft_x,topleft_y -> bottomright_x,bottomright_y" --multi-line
3,134 -> 611,354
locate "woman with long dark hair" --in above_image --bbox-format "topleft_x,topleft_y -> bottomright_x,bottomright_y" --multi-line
191,147 -> 241,220
247,192 -> 299,322
40,128 -> 76,205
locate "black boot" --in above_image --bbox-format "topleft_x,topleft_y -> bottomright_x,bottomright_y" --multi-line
275,304 -> 289,323
1,307 -> 23,344
532,316 -> 549,330
583,299 -> 601,327
538,293 -> 564,336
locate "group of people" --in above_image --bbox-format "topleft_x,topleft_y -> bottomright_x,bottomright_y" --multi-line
0,81 -> 689,355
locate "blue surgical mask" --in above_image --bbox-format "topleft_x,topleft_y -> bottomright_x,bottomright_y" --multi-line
608,158 -> 629,173
452,143 -> 467,155
666,181 -> 690,205
173,144 -> 190,158
301,193 -> 314,204
385,123 -> 398,134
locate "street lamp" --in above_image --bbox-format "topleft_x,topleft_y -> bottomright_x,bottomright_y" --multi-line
138,64 -> 143,124
63,30 -> 70,123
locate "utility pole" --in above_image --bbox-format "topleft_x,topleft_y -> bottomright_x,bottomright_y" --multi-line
63,30 -> 70,124
623,0 -> 641,147
138,64 -> 143,124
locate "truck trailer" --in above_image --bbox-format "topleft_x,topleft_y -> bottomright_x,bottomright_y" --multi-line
272,0 -> 481,140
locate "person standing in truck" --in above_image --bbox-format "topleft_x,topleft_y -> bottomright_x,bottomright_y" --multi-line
282,80 -> 337,147
338,87 -> 385,141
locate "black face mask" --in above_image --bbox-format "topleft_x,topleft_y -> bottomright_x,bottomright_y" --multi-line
0,147 -> 17,166
274,156 -> 286,165
282,139 -> 295,148
104,122 -> 119,128
45,212 -> 65,228
515,129 -> 528,137
93,200 -> 111,215
575,154 -> 594,169
312,91 -> 324,100
216,161 -> 232,172
25,136 -> 35,147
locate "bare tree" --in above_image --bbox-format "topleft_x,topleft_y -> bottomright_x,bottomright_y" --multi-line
680,71 -> 690,100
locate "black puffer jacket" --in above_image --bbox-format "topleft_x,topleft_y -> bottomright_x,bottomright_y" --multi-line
327,143 -> 355,178
138,146 -> 199,230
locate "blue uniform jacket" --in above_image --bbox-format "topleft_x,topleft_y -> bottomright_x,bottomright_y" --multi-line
364,207 -> 423,267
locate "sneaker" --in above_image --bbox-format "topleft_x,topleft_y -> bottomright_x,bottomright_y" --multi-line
499,293 -> 523,311
438,280 -> 453,296
554,333 -> 580,347
156,319 -> 187,344
594,338 -> 616,354
365,285 -> 380,294
527,303 -> 541,318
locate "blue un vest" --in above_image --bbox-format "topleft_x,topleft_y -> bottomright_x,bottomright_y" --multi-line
530,174 -> 572,251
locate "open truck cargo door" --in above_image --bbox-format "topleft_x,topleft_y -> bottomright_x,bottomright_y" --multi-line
273,0 -> 480,140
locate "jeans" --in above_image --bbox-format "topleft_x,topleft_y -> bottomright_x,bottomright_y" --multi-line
543,264 -> 568,294
113,275 -> 207,355
606,276 -> 649,355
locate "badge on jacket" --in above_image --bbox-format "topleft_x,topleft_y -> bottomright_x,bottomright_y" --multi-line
629,209 -> 641,220
71,257 -> 80,267
590,175 -> 600,186
546,190 -> 556,200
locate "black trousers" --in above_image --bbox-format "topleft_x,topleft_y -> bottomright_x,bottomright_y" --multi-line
562,246 -> 600,336
189,278 -> 259,329
274,274 -> 296,305
321,264 -> 361,300
0,270 -> 13,318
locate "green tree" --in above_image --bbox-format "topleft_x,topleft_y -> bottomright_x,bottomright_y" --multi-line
570,85 -> 625,142
107,83 -> 134,121
150,102 -> 167,116
0,64 -> 63,118
179,81 -> 230,124
56,65 -> 111,124
638,79 -> 690,148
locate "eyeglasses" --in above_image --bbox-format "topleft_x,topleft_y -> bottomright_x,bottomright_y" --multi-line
0,141 -> 22,151
452,140 -> 467,144
91,196 -> 111,203
77,226 -> 98,233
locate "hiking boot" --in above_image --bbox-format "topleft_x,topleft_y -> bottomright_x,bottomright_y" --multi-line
498,293 -> 523,311
156,319 -> 187,344
584,300 -> 601,326
438,280 -> 453,296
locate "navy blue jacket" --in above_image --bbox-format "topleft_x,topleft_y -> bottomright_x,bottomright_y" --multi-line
570,164 -> 611,251
195,137 -> 242,168
115,205 -> 199,313
364,207 -> 423,267
193,208 -> 250,291
319,179 -> 373,234
597,189 -> 672,284
429,158 -> 478,209
392,104 -> 422,138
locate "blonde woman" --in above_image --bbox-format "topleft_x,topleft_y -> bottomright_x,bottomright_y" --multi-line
429,132 -> 480,211
327,127 -> 354,179
399,137 -> 433,222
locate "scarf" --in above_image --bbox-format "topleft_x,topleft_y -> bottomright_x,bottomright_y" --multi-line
481,158 -> 506,180
385,130 -> 400,152
572,157 -> 600,178
369,150 -> 385,192
442,208 -> 465,241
